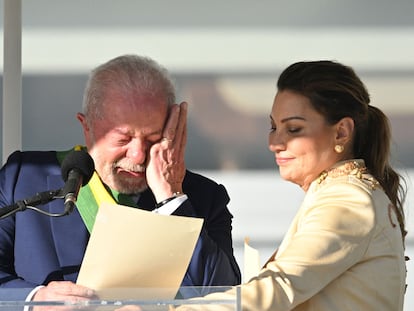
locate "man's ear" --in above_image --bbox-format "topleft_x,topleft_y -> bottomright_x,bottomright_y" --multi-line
77,112 -> 89,132
335,117 -> 354,145
76,112 -> 93,148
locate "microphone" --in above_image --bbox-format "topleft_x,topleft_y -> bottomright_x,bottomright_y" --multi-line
0,190 -> 60,218
60,149 -> 95,215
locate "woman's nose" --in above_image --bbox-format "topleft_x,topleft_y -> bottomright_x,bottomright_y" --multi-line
268,132 -> 285,153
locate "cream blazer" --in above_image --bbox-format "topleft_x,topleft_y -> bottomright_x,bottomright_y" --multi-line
176,160 -> 407,311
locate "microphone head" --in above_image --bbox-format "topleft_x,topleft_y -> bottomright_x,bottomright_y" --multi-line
61,149 -> 95,185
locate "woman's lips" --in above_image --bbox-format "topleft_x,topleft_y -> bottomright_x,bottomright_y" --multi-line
276,157 -> 294,166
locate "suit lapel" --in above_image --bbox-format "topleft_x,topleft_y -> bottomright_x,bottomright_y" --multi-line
48,174 -> 89,278
137,189 -> 156,211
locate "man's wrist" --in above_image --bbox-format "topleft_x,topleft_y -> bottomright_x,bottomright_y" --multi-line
156,192 -> 184,209
24,286 -> 44,311
153,193 -> 188,215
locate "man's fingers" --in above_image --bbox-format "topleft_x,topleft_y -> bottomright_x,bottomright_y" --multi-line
177,105 -> 187,160
161,137 -> 173,143
54,281 -> 95,297
162,102 -> 188,142
162,104 -> 180,141
175,102 -> 187,144
34,281 -> 96,301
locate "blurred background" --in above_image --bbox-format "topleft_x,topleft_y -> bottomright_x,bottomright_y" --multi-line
1,0 -> 413,308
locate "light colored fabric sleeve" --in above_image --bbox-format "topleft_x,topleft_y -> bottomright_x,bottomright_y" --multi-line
238,180 -> 376,310
174,180 -> 377,311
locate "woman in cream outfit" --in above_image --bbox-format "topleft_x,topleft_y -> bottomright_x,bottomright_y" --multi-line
174,61 -> 408,311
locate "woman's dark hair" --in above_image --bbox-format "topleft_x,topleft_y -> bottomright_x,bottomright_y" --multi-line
277,60 -> 407,242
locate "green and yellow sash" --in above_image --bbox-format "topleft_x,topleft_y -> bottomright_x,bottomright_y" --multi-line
57,145 -> 137,233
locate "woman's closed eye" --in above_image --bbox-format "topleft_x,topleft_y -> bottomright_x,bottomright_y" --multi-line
288,127 -> 302,134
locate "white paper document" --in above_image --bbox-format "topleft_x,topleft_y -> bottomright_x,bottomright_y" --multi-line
243,237 -> 260,282
77,202 -> 203,300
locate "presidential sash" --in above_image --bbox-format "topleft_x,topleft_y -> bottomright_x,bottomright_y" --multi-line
57,146 -> 116,233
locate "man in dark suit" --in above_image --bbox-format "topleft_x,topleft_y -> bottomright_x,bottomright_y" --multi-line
0,54 -> 241,302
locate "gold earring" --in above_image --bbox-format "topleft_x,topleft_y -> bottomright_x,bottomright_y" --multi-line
334,144 -> 344,153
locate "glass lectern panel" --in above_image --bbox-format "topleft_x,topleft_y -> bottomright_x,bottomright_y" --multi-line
0,286 -> 241,311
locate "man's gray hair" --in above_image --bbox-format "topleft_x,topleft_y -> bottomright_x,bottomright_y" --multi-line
82,54 -> 176,121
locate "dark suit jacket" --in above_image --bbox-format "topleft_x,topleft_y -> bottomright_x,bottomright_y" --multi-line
0,150 -> 241,300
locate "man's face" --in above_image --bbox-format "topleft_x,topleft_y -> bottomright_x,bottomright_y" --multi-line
79,89 -> 169,194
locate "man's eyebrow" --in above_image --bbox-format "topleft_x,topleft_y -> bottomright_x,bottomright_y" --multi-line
112,127 -> 131,135
112,127 -> 163,136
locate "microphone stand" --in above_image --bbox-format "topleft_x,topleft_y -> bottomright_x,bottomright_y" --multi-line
0,189 -> 67,219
